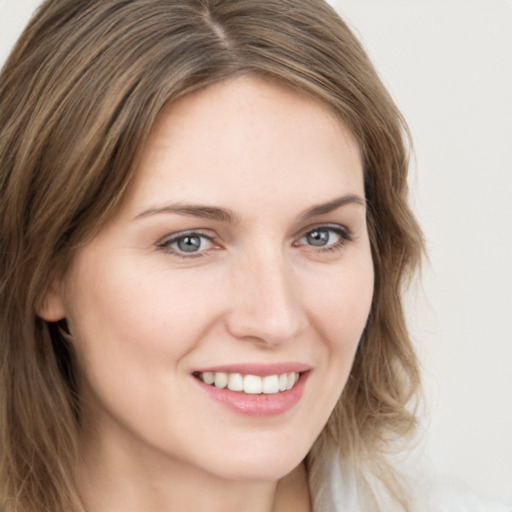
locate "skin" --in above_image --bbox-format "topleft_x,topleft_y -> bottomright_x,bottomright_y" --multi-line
40,76 -> 374,512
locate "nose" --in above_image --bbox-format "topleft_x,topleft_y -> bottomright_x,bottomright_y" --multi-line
224,250 -> 307,346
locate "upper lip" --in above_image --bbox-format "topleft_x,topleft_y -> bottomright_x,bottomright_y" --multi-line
193,362 -> 311,376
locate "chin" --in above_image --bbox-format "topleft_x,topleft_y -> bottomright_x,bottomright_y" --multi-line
203,442 -> 310,482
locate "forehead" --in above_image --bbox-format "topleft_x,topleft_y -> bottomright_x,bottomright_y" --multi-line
123,76 -> 364,217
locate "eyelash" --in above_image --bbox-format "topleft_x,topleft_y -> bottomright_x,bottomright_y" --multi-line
157,225 -> 353,259
157,230 -> 215,259
295,225 -> 353,253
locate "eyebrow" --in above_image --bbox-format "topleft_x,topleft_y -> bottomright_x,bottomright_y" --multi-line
134,194 -> 366,223
298,194 -> 366,221
135,203 -> 240,223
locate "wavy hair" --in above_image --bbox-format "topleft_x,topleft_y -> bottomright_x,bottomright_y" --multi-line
0,1 -> 423,511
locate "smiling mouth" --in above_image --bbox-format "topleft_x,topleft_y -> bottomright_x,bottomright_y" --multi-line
194,371 -> 301,394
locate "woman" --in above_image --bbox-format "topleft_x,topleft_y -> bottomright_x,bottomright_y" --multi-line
0,1 -> 424,511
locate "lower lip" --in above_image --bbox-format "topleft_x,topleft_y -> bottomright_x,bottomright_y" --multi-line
195,372 -> 309,417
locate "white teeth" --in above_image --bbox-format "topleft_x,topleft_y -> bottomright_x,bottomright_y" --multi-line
214,372 -> 228,389
244,374 -> 263,394
202,372 -> 215,385
227,373 -> 244,392
278,373 -> 288,392
262,375 -> 280,394
199,371 -> 301,394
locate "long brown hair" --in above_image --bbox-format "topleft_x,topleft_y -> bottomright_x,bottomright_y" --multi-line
0,1 -> 423,510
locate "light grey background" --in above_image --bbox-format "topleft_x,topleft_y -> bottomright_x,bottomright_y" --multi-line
1,0 -> 511,501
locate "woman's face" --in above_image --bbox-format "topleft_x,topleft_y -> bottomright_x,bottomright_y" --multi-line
43,76 -> 374,481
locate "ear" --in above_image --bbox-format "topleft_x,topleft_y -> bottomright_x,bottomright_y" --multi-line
36,281 -> 66,322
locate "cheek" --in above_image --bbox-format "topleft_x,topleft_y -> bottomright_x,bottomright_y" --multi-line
63,255 -> 218,381
62,255 -> 226,444
303,254 -> 374,397
287,263 -> 373,445
309,255 -> 374,346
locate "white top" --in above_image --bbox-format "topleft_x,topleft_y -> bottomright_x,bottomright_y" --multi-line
310,453 -> 512,512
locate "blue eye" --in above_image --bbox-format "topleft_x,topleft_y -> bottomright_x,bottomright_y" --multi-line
159,232 -> 214,256
304,229 -> 334,246
299,226 -> 350,249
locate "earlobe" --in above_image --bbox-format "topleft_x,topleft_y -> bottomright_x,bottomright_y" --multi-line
36,283 -> 66,322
